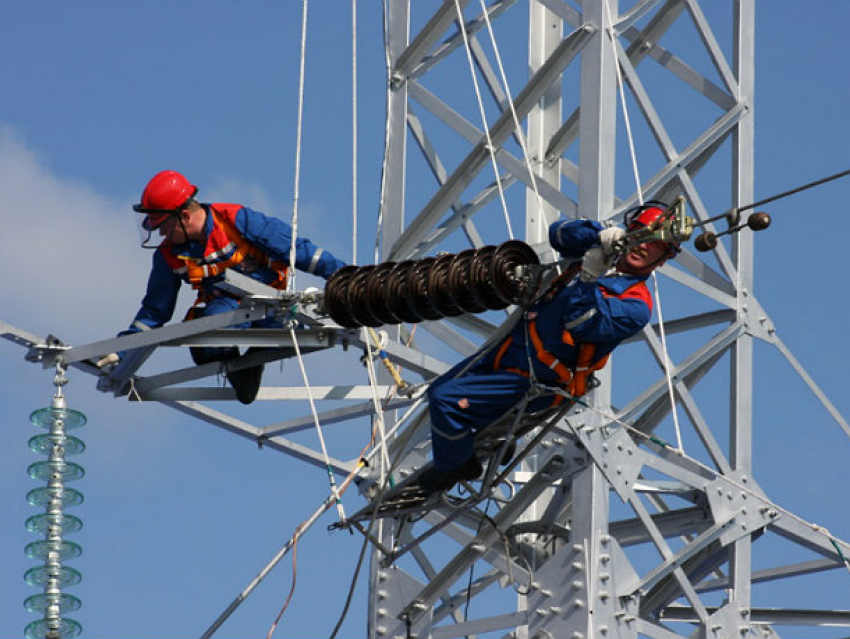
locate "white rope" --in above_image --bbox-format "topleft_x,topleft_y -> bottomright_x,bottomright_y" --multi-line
603,0 -> 642,206
476,0 -> 546,225
288,0 -> 310,292
351,0 -> 359,266
289,327 -> 346,520
651,272 -> 683,451
453,0 -> 514,239
603,0 -> 683,448
374,0 -> 392,265
361,327 -> 392,478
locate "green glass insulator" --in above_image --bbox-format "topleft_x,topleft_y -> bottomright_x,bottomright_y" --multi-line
26,487 -> 84,509
24,617 -> 82,639
23,592 -> 82,614
27,460 -> 85,482
25,513 -> 83,535
24,565 -> 82,588
28,433 -> 86,456
24,539 -> 82,561
29,407 -> 87,430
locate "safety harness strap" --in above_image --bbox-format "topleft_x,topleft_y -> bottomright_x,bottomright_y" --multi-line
176,207 -> 289,302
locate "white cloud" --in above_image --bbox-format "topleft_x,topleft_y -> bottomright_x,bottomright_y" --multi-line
0,128 -> 159,344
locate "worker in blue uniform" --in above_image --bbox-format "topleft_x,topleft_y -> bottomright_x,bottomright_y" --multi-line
420,203 -> 680,493
103,170 -> 347,404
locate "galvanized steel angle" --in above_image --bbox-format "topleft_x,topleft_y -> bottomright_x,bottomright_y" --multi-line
572,423 -> 643,502
618,320 -> 745,425
738,293 -> 777,344
522,543 -> 591,639
635,444 -> 717,493
398,455 -> 567,627
704,471 -> 777,546
388,22 -> 595,261
591,535 -> 642,638
391,0 -> 471,86
372,565 -> 430,639
400,0 -> 519,83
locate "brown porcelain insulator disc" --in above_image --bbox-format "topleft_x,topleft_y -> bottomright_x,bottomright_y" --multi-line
385,261 -> 422,323
406,257 -> 442,321
323,265 -> 361,328
747,211 -> 771,231
347,265 -> 384,327
490,240 -> 541,304
364,262 -> 399,325
447,249 -> 487,313
427,253 -> 464,317
470,245 -> 509,310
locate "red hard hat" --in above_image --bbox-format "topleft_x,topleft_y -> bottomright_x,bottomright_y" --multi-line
133,170 -> 198,214
626,204 -> 666,230
625,201 -> 680,253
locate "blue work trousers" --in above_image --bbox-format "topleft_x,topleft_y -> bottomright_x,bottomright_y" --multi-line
426,358 -> 556,471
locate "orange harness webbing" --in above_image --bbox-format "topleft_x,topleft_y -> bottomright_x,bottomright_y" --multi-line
179,208 -> 289,303
492,320 -> 609,406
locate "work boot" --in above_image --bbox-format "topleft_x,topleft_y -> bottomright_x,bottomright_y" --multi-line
190,346 -> 239,366
419,456 -> 483,494
225,349 -> 266,405
499,440 -> 517,467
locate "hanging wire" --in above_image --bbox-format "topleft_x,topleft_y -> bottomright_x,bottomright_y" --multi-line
475,0 -> 546,223
452,0 -> 514,239
361,327 -> 392,478
603,0 -> 642,207
288,0 -> 310,293
289,327 -> 346,520
602,0 -> 684,450
374,0 -> 392,265
650,273 -> 683,451
351,0 -> 359,266
255,437 -> 376,639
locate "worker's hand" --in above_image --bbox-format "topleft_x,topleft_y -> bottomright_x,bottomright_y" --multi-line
96,352 -> 120,370
580,247 -> 614,283
598,226 -> 626,255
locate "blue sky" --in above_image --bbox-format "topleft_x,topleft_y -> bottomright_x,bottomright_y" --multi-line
1,2 -> 849,638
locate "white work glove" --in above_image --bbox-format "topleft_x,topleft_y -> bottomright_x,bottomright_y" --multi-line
580,246 -> 614,283
96,353 -> 120,370
598,226 -> 626,255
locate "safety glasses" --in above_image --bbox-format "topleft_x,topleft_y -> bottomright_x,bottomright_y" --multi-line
142,212 -> 173,231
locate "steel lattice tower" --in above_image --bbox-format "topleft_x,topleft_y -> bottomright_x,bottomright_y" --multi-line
5,2 -> 850,638
358,1 -> 850,638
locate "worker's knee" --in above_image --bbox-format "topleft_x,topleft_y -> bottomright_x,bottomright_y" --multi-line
427,374 -> 466,409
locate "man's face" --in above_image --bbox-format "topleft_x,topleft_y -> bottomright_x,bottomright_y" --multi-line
617,239 -> 670,276
157,214 -> 186,243
153,207 -> 204,244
